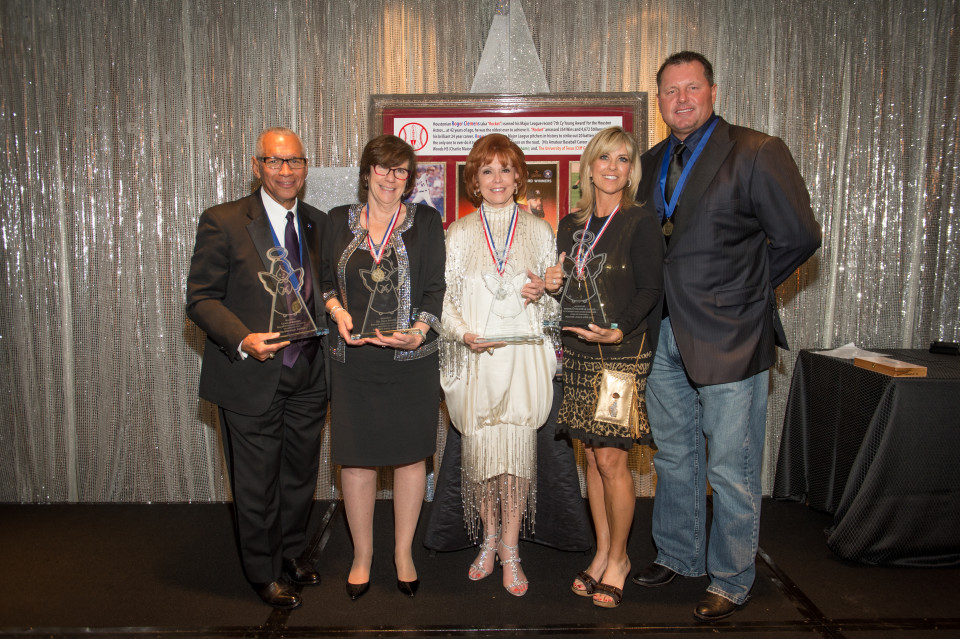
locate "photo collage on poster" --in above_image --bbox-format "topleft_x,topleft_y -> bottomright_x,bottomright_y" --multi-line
568,161 -> 583,216
404,163 -> 445,218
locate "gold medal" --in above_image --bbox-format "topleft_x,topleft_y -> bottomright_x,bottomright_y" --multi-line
371,267 -> 385,282
292,300 -> 302,313
662,219 -> 674,236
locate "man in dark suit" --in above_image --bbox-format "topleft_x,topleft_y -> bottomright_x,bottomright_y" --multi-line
630,52 -> 821,621
187,127 -> 328,609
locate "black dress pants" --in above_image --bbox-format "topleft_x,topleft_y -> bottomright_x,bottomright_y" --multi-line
219,352 -> 326,583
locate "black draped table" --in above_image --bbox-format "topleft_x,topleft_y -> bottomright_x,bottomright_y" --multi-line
773,349 -> 960,566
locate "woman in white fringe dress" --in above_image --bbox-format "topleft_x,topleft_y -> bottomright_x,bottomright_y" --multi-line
440,134 -> 559,597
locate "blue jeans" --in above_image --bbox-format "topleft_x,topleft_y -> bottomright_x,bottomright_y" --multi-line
646,317 -> 769,605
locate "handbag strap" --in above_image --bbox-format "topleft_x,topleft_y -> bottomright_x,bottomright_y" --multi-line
597,333 -> 645,371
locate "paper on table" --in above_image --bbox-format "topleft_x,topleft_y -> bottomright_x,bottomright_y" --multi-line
816,342 -> 889,359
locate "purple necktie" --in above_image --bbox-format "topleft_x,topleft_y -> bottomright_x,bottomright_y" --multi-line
282,211 -> 316,367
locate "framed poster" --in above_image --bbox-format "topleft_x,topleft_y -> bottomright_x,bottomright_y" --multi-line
370,93 -> 647,228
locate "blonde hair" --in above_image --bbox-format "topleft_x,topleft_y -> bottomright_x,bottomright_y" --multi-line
573,127 -> 642,223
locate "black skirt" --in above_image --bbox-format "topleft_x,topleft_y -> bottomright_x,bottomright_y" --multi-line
329,347 -> 440,466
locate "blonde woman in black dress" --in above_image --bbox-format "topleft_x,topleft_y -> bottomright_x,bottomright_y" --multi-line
545,126 -> 663,608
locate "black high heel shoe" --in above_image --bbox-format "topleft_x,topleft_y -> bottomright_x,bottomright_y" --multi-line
346,558 -> 372,600
396,578 -> 419,597
346,579 -> 370,600
394,554 -> 419,597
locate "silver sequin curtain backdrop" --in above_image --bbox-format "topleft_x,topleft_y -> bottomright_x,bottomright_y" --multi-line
1,0 -> 957,502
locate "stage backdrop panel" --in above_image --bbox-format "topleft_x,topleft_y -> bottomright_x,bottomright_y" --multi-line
0,0 -> 957,503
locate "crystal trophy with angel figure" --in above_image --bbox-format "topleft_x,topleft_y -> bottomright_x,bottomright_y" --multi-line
560,228 -> 610,327
475,265 -> 545,345
350,249 -> 422,340
258,246 -> 327,343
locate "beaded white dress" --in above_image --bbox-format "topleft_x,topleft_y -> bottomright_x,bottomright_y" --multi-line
440,204 -> 559,538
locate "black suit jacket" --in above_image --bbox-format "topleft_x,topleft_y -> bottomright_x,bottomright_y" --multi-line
639,118 -> 821,386
186,189 -> 329,415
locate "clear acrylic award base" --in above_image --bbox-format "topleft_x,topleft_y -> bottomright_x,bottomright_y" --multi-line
350,327 -> 422,341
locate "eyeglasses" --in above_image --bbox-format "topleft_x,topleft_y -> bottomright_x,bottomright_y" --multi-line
258,157 -> 308,170
372,165 -> 411,180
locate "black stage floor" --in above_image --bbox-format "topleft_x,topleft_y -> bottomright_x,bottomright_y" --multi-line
1,498 -> 958,638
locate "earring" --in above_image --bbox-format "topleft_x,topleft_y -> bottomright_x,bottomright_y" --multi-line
474,189 -> 480,197
627,179 -> 632,187
514,184 -> 518,194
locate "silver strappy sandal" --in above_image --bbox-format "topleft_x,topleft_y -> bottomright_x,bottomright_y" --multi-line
468,533 -> 498,581
497,540 -> 529,596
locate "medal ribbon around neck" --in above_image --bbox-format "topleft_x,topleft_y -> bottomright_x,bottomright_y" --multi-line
658,117 -> 720,223
365,202 -> 402,265
480,203 -> 519,276
574,205 -> 619,278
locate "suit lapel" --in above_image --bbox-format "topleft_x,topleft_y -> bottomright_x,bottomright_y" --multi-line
245,190 -> 277,272
299,210 -> 323,315
676,119 -> 735,221
301,211 -> 320,274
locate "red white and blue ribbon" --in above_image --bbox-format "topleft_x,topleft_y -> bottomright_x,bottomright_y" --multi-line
365,202 -> 402,264
574,205 -> 619,277
480,203 -> 519,276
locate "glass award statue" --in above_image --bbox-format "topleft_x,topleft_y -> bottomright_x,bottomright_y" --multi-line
258,247 -> 327,342
475,267 -> 544,345
350,250 -> 421,340
473,204 -> 547,344
560,227 -> 610,327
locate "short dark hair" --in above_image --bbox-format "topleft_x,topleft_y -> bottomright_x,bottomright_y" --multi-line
358,134 -> 417,202
463,134 -> 528,207
656,51 -> 714,88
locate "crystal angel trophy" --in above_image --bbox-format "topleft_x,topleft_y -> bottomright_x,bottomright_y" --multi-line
475,268 -> 545,345
258,247 -> 327,343
350,250 -> 421,340
560,230 -> 609,327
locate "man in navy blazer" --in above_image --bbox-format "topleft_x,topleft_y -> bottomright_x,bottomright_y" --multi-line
630,52 -> 821,621
187,127 -> 328,609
